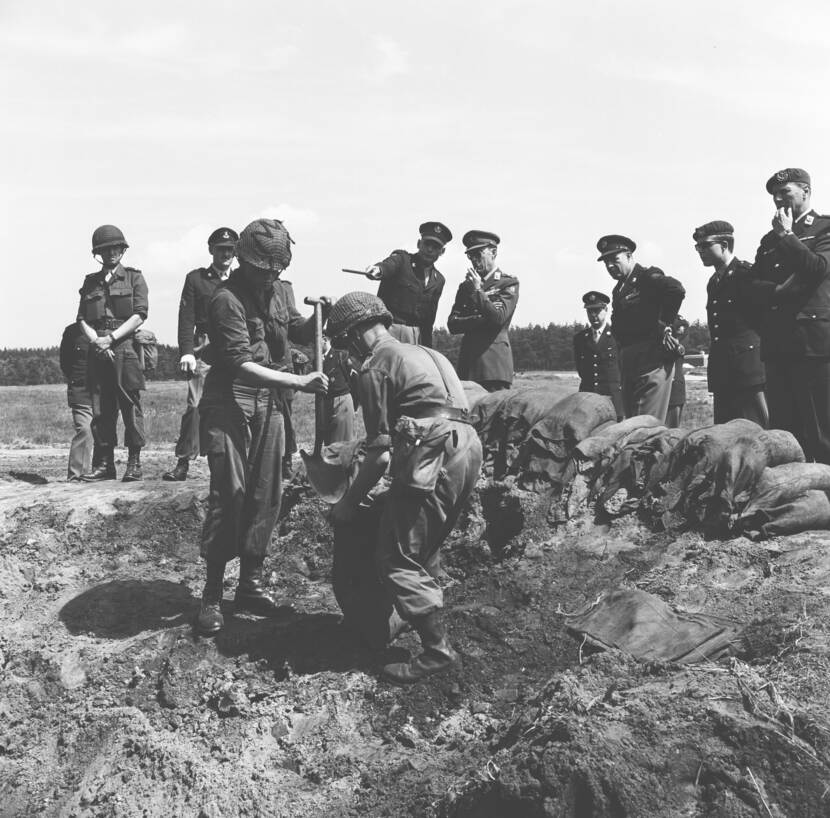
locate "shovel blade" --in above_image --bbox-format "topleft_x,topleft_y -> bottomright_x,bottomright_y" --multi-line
300,450 -> 349,504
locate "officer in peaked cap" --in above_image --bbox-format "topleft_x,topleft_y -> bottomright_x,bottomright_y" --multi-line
597,233 -> 685,422
364,221 -> 452,348
750,167 -> 830,462
693,220 -> 767,426
573,291 -> 623,420
163,227 -> 239,482
447,230 -> 519,392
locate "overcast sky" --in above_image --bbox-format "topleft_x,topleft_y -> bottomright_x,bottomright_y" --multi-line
3,0 -> 830,348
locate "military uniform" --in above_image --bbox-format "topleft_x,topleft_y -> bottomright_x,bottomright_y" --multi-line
322,347 -> 357,444
77,263 -> 148,451
573,322 -> 623,420
59,323 -> 94,480
666,316 -> 688,428
751,170 -> 830,462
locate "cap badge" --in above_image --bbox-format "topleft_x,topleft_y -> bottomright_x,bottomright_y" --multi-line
776,170 -> 788,181
222,231 -> 230,239
806,215 -> 815,225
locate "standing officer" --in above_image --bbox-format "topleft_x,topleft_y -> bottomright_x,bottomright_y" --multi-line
693,220 -> 767,426
597,235 -> 685,421
163,227 -> 238,482
77,225 -> 148,482
665,315 -> 689,429
365,221 -> 452,347
328,292 -> 483,683
59,323 -> 96,481
572,291 -> 623,420
197,218 -> 329,636
447,230 -> 519,391
751,168 -> 830,462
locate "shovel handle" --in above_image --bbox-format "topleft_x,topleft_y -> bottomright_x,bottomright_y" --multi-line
312,301 -> 325,457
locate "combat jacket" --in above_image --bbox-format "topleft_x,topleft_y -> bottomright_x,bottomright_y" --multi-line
611,264 -> 685,348
751,210 -> 830,361
204,272 -> 316,385
177,266 -> 227,357
706,258 -> 765,390
59,323 -> 91,406
447,269 -> 519,385
77,264 -> 149,331
376,250 -> 445,347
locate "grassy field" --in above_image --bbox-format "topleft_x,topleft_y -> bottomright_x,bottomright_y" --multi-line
0,372 -> 713,449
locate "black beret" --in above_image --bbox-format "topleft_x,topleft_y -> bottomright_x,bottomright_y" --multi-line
419,221 -> 452,245
582,291 -> 610,308
765,168 -> 811,194
462,230 -> 500,252
596,234 -> 636,261
208,227 -> 239,247
692,221 -> 734,242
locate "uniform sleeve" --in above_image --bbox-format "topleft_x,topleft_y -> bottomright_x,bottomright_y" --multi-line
76,276 -> 90,322
778,223 -> 830,290
59,326 -> 74,379
375,251 -> 406,280
646,269 -> 684,327
131,269 -> 149,320
357,368 -> 392,450
207,291 -> 253,372
573,334 -> 584,381
471,280 -> 519,329
177,273 -> 196,356
447,283 -> 485,333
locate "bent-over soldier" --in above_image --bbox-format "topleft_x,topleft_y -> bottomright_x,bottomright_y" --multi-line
573,291 -> 623,420
77,225 -> 148,482
365,221 -> 451,347
597,234 -> 685,421
196,218 -> 329,635
693,220 -> 767,426
447,230 -> 519,392
164,227 -> 238,482
751,168 -> 830,462
328,292 -> 483,683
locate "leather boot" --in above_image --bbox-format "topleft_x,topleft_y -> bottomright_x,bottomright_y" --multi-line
162,457 -> 189,482
122,448 -> 143,482
235,558 -> 295,617
81,445 -> 116,481
197,561 -> 226,635
382,609 -> 459,684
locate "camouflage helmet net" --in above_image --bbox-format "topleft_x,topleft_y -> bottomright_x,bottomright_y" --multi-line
326,291 -> 392,339
236,218 -> 294,271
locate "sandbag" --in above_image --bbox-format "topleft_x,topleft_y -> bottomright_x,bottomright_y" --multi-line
565,588 -> 743,664
575,415 -> 664,465
739,490 -> 830,540
461,380 -> 488,412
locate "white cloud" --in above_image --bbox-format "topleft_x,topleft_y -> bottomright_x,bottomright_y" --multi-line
367,36 -> 408,82
258,204 -> 320,233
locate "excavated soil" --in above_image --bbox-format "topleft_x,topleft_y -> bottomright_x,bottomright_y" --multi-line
0,450 -> 829,817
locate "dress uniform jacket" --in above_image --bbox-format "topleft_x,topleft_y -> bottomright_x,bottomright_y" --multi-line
177,267 -> 227,357
573,324 -> 623,418
706,258 -> 764,392
376,250 -> 445,348
447,269 -> 519,386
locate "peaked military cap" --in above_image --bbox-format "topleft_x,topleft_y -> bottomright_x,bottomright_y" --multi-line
208,227 -> 239,247
582,291 -> 610,309
419,221 -> 452,245
462,230 -> 500,252
765,168 -> 811,194
693,221 -> 734,242
596,234 -> 636,261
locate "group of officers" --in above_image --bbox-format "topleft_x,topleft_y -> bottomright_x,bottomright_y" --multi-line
58,164 -> 830,684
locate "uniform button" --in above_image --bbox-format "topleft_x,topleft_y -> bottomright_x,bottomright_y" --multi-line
771,305 -> 779,311
812,314 -> 817,318
749,345 -> 754,349
713,312 -> 718,316
714,336 -> 720,341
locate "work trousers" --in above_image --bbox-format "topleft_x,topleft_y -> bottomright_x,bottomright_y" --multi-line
199,384 -> 285,564
88,345 -> 146,449
68,403 -> 94,479
766,358 -> 830,464
713,386 -> 768,427
174,359 -> 209,459
323,393 -> 356,444
619,340 -> 674,422
378,424 -> 483,621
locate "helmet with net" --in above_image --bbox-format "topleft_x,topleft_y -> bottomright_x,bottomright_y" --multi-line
236,218 -> 294,271
326,291 -> 392,344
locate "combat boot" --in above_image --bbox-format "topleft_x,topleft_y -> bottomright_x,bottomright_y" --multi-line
162,457 -> 189,482
197,561 -> 226,635
122,448 -> 143,482
81,445 -> 116,481
235,558 -> 295,618
382,609 -> 459,684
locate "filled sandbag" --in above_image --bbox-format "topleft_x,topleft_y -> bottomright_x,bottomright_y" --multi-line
739,490 -> 830,540
461,380 -> 488,412
575,415 -> 664,466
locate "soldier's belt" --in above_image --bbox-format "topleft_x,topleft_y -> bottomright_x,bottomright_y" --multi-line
408,405 -> 473,424
93,318 -> 126,331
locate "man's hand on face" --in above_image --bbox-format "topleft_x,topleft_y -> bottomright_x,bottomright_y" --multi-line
465,268 -> 482,290
772,206 -> 794,237
180,354 -> 197,375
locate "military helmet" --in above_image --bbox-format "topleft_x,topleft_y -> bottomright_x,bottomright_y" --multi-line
326,291 -> 392,340
92,224 -> 129,252
236,218 -> 294,271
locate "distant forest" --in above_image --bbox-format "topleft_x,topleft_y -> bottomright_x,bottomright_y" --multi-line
0,321 -> 711,386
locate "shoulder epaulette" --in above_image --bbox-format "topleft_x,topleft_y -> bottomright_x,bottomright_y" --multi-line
125,266 -> 141,273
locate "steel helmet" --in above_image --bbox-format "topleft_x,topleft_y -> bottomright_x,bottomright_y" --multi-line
236,218 -> 294,271
326,291 -> 392,341
92,224 -> 129,252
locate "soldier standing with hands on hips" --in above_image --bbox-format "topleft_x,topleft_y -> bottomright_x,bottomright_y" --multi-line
573,291 -> 623,420
448,230 -> 519,392
163,227 -> 238,482
751,168 -> 830,462
77,225 -> 148,482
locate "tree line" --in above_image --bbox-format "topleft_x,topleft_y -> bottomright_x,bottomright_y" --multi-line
0,321 -> 711,386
